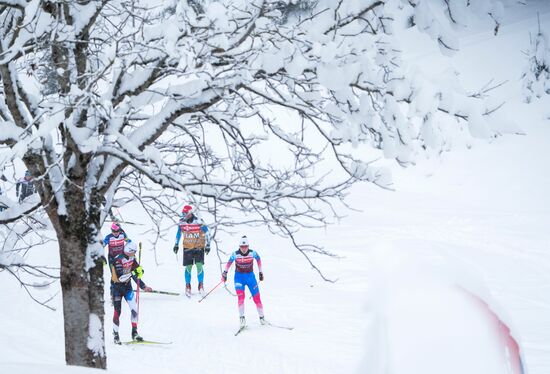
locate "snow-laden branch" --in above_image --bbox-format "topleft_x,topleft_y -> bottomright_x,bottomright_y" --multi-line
0,196 -> 41,224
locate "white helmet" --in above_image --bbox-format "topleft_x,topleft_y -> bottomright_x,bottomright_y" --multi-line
124,241 -> 138,256
239,236 -> 249,247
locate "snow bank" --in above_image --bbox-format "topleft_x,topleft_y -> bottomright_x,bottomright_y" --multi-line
360,240 -> 526,374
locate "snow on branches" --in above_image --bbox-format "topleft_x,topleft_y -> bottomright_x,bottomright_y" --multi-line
0,0 -> 510,227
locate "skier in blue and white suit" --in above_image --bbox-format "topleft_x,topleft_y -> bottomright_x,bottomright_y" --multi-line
110,241 -> 151,344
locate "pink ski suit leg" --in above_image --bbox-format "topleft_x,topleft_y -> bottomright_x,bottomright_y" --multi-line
252,293 -> 264,318
236,289 -> 246,317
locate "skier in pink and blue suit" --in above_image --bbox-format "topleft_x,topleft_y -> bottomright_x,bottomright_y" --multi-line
222,235 -> 265,327
103,222 -> 131,265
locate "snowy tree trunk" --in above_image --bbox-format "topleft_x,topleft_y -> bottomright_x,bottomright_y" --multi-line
46,185 -> 106,368
58,235 -> 105,368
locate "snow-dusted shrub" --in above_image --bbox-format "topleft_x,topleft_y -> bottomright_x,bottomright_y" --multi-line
522,20 -> 550,103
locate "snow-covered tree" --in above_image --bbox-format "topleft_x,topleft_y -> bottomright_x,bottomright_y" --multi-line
522,16 -> 550,103
0,0 -> 508,369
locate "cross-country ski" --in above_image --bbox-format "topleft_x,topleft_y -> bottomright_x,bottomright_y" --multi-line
135,289 -> 180,296
234,326 -> 247,337
234,321 -> 294,336
264,322 -> 294,331
122,340 -> 173,346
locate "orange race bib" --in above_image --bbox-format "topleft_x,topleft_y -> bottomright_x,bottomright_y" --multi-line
180,223 -> 206,250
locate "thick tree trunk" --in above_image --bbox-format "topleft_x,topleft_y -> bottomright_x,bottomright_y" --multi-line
47,187 -> 107,369
58,234 -> 106,368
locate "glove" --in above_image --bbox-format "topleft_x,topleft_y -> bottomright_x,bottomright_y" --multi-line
221,271 -> 227,283
205,244 -> 210,255
144,286 -> 152,292
133,266 -> 144,279
173,245 -> 179,254
259,272 -> 264,281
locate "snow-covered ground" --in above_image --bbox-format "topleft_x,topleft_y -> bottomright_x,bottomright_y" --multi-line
1,1 -> 550,374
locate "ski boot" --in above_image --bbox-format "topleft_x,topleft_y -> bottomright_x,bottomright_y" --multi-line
113,331 -> 121,345
131,327 -> 143,342
239,316 -> 246,328
198,282 -> 205,296
259,316 -> 267,325
185,283 -> 192,297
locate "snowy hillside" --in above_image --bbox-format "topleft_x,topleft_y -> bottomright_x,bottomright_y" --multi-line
1,1 -> 550,374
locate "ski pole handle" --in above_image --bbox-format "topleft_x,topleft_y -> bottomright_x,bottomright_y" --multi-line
198,280 -> 224,303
